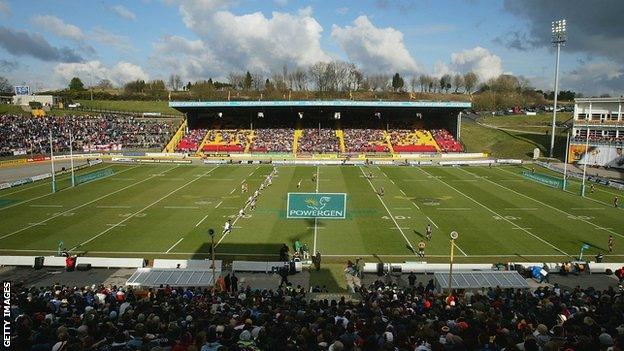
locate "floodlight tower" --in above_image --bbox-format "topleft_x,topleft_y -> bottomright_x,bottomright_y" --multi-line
549,19 -> 567,158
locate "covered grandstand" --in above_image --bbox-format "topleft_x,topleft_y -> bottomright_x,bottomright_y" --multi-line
167,100 -> 470,155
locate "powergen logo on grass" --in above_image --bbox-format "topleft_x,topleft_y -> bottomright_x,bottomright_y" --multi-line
521,171 -> 565,189
287,193 -> 347,219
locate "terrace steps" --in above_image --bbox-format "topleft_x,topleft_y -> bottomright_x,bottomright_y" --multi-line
293,127 -> 303,155
335,127 -> 346,153
162,119 -> 187,153
244,130 -> 254,153
383,131 -> 394,154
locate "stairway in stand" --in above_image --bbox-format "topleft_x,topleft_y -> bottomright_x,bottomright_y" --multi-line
293,123 -> 303,155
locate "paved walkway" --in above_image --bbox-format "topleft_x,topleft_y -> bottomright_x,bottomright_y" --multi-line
546,161 -> 624,181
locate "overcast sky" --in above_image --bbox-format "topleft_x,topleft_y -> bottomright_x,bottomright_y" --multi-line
0,0 -> 622,96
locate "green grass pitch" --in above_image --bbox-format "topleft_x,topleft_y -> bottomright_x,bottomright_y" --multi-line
0,163 -> 622,263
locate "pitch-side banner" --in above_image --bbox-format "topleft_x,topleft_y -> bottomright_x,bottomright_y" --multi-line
569,144 -> 624,169
287,193 -> 347,219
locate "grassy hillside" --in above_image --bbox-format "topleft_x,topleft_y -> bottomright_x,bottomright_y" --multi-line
461,117 -> 567,159
76,100 -> 183,115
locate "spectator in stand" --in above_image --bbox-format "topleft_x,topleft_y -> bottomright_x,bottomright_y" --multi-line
343,128 -> 387,152
8,277 -> 624,351
0,114 -> 175,156
252,128 -> 295,152
298,128 -> 340,153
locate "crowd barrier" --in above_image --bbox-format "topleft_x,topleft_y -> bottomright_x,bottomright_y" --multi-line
76,257 -> 145,268
0,256 -> 37,267
153,259 -> 222,271
232,260 -> 302,273
43,256 -> 67,267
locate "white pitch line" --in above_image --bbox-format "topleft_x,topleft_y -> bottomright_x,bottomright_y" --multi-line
388,227 -> 411,230
214,201 -> 223,208
215,167 -> 263,247
426,216 -> 439,229
164,206 -> 199,209
412,202 -> 421,210
571,207 -> 604,210
68,166 -> 216,251
106,224 -> 126,227
229,188 -> 236,194
313,165 -> 320,255
248,171 -> 254,176
492,167 -> 624,239
7,248 -> 623,258
390,179 -> 396,185
504,208 -> 538,211
195,215 -> 209,227
0,165 -> 140,212
436,208 -> 472,211
27,222 -> 46,226
417,167 -> 570,257
0,165 -> 114,198
512,227 -> 532,230
166,237 -> 184,253
96,205 -> 131,209
360,167 -> 415,253
29,204 -> 63,208
454,243 -> 468,257
399,189 -> 406,196
0,165 -> 179,240
377,166 -> 389,178
394,207 -> 411,210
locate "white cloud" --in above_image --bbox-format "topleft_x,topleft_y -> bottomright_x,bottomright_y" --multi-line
274,0 -> 288,6
331,16 -> 423,74
335,7 -> 349,15
449,46 -> 503,81
150,35 -> 217,80
31,15 -> 84,41
54,60 -> 148,87
91,27 -> 134,53
163,3 -> 329,79
110,5 -> 136,21
0,0 -> 10,18
175,0 -> 231,33
433,61 -> 457,78
559,60 -> 624,96
567,60 -> 623,82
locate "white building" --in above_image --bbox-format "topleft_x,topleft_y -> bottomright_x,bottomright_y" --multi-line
571,97 -> 624,169
12,95 -> 54,107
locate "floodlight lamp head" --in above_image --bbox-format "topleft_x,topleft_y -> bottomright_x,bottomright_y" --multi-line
217,112 -> 223,118
334,112 -> 341,120
298,112 -> 303,119
257,112 -> 264,118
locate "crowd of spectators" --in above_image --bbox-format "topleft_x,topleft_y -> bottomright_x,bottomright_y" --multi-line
571,135 -> 624,146
298,129 -> 340,153
220,130 -> 251,147
176,129 -> 208,152
388,129 -> 415,146
0,114 -> 175,156
343,129 -> 387,153
431,129 -> 462,153
252,128 -> 295,152
8,278 -> 624,351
